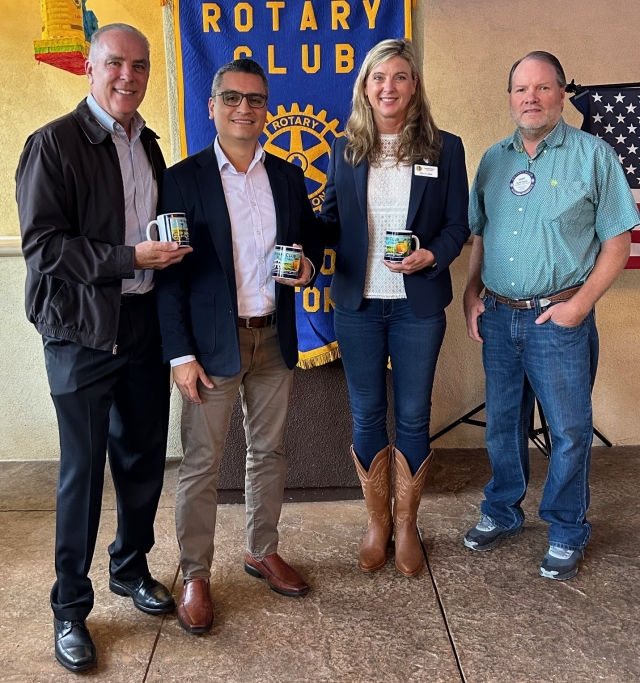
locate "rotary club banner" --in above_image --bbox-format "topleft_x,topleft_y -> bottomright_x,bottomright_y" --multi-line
171,0 -> 412,367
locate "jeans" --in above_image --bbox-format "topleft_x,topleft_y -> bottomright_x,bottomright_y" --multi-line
334,299 -> 446,475
479,292 -> 599,550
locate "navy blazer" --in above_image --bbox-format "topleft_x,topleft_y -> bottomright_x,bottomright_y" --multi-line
155,144 -> 323,377
320,131 -> 470,317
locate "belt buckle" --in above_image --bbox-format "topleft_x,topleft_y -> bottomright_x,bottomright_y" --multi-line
239,317 -> 252,329
506,297 -> 529,309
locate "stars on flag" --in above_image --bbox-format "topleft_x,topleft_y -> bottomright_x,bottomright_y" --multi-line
587,88 -> 640,188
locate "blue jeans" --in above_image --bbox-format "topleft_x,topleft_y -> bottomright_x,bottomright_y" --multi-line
334,299 -> 446,475
479,292 -> 599,550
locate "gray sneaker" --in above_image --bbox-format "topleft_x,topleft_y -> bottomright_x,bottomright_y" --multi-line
539,546 -> 584,580
463,514 -> 522,551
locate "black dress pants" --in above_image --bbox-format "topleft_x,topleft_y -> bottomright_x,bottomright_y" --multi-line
43,292 -> 170,621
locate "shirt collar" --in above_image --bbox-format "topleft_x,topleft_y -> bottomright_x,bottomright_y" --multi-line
214,136 -> 266,174
86,93 -> 146,141
507,117 -> 568,153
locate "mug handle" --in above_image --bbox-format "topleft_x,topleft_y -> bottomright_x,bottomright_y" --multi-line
411,235 -> 421,251
146,220 -> 159,241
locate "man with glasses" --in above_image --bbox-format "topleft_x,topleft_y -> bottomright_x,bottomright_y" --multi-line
155,59 -> 322,633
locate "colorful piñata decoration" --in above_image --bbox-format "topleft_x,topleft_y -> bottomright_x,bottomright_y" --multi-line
33,0 -> 98,75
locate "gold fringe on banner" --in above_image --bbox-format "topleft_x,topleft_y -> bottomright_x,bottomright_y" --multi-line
297,342 -> 341,369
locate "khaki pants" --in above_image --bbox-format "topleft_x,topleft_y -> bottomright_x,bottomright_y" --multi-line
176,326 -> 294,579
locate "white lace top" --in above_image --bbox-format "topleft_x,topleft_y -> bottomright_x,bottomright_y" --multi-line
364,134 -> 412,299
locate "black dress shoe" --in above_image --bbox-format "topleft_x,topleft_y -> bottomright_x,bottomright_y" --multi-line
109,575 -> 176,615
54,618 -> 97,672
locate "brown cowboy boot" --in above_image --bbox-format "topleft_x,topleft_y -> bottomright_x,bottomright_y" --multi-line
351,446 -> 392,571
393,448 -> 433,577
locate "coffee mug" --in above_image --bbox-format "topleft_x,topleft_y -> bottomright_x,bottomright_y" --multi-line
383,230 -> 420,262
272,245 -> 302,280
146,213 -> 190,247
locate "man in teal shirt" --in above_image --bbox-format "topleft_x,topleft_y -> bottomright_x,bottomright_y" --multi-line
463,51 -> 639,580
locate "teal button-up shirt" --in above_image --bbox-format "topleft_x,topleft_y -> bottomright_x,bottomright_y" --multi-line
469,118 -> 640,299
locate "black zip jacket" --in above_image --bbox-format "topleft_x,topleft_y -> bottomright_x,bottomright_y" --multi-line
15,98 -> 165,351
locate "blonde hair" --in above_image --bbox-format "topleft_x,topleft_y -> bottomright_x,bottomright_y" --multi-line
344,39 -> 441,167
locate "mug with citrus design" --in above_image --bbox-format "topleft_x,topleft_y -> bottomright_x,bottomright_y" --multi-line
383,230 -> 420,263
272,245 -> 303,279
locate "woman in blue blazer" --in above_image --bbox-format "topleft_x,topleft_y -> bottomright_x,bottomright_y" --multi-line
320,39 -> 470,577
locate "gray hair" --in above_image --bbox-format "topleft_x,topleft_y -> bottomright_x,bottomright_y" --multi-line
88,24 -> 150,63
211,59 -> 269,98
507,51 -> 566,93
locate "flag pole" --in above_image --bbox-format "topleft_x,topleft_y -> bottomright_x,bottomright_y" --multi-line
566,79 -> 640,94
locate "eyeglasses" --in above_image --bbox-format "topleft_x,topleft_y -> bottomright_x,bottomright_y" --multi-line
214,91 -> 268,109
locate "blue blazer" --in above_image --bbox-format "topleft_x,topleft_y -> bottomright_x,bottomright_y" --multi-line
155,144 -> 323,377
320,131 -> 470,317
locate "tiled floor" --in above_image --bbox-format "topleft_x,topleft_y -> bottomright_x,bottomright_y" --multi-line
1,448 -> 639,682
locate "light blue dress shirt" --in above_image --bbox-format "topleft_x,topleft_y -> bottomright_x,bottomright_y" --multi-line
86,94 -> 157,294
469,118 -> 640,298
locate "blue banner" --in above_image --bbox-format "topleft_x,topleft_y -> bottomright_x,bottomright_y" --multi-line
172,0 -> 411,366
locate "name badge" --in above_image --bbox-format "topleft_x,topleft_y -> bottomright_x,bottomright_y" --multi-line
510,171 -> 536,196
415,164 -> 438,178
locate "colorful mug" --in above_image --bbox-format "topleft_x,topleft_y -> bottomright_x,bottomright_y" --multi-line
272,245 -> 302,279
146,213 -> 190,247
383,230 -> 420,262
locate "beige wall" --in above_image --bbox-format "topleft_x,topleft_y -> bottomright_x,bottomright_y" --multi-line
1,0 -> 638,459
424,0 -> 640,446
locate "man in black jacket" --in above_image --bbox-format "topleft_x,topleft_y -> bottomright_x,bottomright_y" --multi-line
15,24 -> 189,672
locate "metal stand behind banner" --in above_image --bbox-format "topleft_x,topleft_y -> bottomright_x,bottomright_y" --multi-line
431,400 -> 612,459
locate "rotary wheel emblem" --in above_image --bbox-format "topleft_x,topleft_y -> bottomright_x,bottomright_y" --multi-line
264,104 -> 343,212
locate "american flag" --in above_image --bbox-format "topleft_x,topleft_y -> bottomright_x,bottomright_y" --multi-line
571,86 -> 640,268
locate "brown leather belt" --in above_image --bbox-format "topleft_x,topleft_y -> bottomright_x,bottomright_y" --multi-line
486,286 -> 581,310
237,313 -> 276,328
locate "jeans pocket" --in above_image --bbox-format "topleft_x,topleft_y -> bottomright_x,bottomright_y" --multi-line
546,317 -> 587,331
482,292 -> 496,311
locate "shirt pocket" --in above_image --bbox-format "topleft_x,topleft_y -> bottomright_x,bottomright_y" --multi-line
550,180 -> 593,232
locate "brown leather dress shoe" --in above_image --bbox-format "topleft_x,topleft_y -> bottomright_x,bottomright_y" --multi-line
177,578 -> 213,634
244,552 -> 310,597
